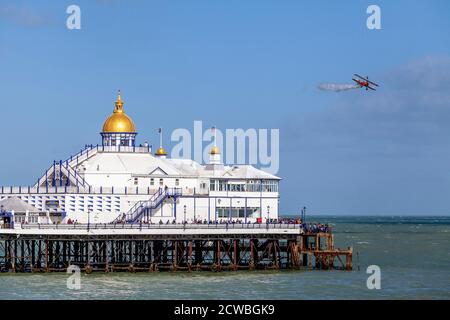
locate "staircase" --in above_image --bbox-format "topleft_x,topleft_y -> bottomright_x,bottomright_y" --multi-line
114,188 -> 182,224
35,145 -> 98,190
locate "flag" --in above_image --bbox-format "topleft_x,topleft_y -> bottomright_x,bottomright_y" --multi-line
158,128 -> 162,133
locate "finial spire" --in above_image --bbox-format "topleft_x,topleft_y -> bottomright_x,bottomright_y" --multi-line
210,126 -> 220,155
155,127 -> 168,157
115,89 -> 124,112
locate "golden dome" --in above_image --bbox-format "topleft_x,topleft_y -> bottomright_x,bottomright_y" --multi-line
210,146 -> 220,155
102,91 -> 136,133
155,147 -> 168,156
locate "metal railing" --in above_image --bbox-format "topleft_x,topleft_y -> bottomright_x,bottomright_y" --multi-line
99,145 -> 151,153
0,186 -> 177,195
63,144 -> 151,162
18,222 -> 303,231
29,144 -> 151,191
122,188 -> 183,223
65,144 -> 151,156
63,144 -> 96,164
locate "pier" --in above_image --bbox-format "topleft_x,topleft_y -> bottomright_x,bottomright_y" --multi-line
0,224 -> 352,272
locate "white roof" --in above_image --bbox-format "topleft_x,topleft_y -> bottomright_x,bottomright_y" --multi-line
79,152 -> 280,180
0,197 -> 39,212
81,152 -> 181,175
163,158 -> 280,180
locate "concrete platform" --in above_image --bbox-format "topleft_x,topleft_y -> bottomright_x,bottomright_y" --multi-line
0,223 -> 303,237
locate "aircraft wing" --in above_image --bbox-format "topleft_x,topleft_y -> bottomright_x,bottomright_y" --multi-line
354,74 -> 379,87
354,74 -> 367,80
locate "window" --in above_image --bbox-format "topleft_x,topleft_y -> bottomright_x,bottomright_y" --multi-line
150,178 -> 154,186
227,183 -> 245,192
175,179 -> 179,186
216,207 -> 259,218
217,207 -> 228,218
245,180 -> 278,192
159,178 -> 164,186
14,215 -> 26,223
218,180 -> 227,191
231,208 -> 240,217
210,179 -> 227,191
134,178 -> 138,185
246,180 -> 261,192
262,180 -> 278,192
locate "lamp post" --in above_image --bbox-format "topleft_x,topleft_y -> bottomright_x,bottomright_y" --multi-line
183,205 -> 187,224
267,206 -> 270,223
302,206 -> 307,223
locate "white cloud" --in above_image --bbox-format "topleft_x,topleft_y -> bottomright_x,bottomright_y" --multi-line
0,4 -> 51,27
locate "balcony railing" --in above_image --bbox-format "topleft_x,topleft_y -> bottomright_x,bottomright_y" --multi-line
0,186 -> 189,195
91,145 -> 151,154
17,222 -> 303,231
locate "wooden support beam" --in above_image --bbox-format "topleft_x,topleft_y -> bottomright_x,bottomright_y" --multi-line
44,239 -> 49,273
0,231 -> 351,273
187,240 -> 193,272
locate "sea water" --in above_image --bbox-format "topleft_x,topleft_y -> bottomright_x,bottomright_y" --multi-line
0,216 -> 449,300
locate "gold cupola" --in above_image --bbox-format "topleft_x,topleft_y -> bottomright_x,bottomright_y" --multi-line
102,91 -> 136,133
210,146 -> 220,155
155,147 -> 168,156
101,91 -> 138,147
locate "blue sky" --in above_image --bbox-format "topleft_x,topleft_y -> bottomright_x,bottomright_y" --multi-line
1,0 -> 450,215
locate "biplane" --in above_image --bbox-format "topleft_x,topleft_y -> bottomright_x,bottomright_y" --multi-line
352,74 -> 379,91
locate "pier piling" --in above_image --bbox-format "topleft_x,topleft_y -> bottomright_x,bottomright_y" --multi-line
0,231 -> 352,273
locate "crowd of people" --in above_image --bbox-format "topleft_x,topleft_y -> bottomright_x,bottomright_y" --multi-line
62,213 -> 332,234
18,215 -> 332,234
118,217 -> 332,234
301,222 -> 331,233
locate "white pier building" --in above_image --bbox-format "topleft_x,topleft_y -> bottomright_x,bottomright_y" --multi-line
0,93 -> 281,225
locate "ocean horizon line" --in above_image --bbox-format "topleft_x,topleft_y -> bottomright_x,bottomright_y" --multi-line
280,213 -> 450,217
